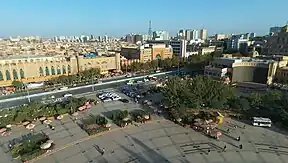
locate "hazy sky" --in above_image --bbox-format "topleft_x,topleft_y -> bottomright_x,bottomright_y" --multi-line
0,0 -> 287,37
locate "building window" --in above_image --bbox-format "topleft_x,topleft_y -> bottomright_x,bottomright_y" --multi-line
68,65 -> 71,73
6,70 -> 11,80
57,66 -> 61,75
39,67 -> 44,76
0,71 -> 3,81
51,66 -> 56,75
62,65 -> 66,74
20,69 -> 25,79
45,67 -> 50,76
13,69 -> 18,80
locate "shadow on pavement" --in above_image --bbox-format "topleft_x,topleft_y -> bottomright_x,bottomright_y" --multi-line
117,143 -> 150,163
131,137 -> 171,163
115,136 -> 171,163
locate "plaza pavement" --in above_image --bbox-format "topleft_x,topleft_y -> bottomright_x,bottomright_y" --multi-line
1,88 -> 288,163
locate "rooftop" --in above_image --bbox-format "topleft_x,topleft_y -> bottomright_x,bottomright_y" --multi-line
219,57 -> 275,64
1,55 -> 59,60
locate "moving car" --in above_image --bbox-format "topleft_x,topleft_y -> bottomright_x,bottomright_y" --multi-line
63,93 -> 73,98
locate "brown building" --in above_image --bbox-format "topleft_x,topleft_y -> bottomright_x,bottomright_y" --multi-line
120,43 -> 173,63
0,54 -> 121,86
263,25 -> 288,56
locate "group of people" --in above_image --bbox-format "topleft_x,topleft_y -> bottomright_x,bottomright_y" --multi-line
219,124 -> 246,153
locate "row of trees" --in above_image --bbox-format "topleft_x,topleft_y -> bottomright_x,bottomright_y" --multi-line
122,54 -> 214,73
161,75 -> 288,126
10,68 -> 101,90
231,91 -> 288,125
0,97 -> 87,127
47,68 -> 101,86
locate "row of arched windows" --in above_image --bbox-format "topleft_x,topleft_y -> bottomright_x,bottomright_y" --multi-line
0,69 -> 25,81
0,65 -> 71,81
39,65 -> 71,76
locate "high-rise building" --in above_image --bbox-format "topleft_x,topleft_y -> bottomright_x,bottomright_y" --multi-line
185,30 -> 192,40
170,40 -> 188,57
200,28 -> 207,40
191,30 -> 199,40
133,34 -> 143,44
125,34 -> 133,43
152,31 -> 169,40
178,30 -> 186,39
270,26 -> 282,36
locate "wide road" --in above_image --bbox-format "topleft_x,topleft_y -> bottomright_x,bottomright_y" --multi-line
0,74 -> 130,101
0,73 -> 173,109
0,70 -> 180,101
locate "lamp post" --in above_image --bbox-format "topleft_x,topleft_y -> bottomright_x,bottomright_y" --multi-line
91,78 -> 94,92
23,82 -> 31,103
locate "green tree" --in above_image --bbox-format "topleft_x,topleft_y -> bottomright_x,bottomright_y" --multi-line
12,81 -> 24,90
140,63 -> 150,71
130,62 -> 141,72
162,76 -> 234,109
149,60 -> 158,70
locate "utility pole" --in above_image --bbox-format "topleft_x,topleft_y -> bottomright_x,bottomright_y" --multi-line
27,88 -> 31,103
23,83 -> 31,103
91,78 -> 94,92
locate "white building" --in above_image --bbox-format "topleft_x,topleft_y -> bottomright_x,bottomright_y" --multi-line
185,30 -> 193,40
191,30 -> 199,40
226,35 -> 249,51
170,40 -> 187,57
200,28 -> 207,40
153,31 -> 169,40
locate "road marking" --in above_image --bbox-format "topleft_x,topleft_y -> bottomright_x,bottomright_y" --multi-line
28,119 -> 168,163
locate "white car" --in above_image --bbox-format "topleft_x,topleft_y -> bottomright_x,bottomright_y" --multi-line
63,93 -> 73,98
103,98 -> 112,102
126,74 -> 132,78
111,96 -> 121,101
59,86 -> 68,90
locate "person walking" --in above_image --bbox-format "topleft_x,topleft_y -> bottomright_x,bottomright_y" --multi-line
101,148 -> 105,155
223,145 -> 227,152
236,136 -> 240,141
239,144 -> 243,149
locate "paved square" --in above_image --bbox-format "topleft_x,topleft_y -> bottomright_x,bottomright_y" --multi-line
1,89 -> 288,163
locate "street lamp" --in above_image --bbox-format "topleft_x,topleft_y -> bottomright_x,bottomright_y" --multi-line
22,82 -> 31,103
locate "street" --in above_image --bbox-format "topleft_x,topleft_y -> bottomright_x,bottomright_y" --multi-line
0,73 -> 173,109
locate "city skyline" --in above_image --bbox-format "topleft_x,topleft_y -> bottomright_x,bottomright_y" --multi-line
0,0 -> 287,37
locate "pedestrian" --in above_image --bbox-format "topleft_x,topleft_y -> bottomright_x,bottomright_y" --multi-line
239,144 -> 243,149
243,125 -> 246,129
208,149 -> 211,154
223,145 -> 227,152
101,148 -> 105,155
237,136 -> 240,141
227,128 -> 230,133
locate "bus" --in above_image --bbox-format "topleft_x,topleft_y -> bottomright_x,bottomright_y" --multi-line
252,117 -> 272,127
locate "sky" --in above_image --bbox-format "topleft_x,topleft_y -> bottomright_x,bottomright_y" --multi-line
0,0 -> 287,37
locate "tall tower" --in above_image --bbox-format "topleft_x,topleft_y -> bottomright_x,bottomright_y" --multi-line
200,28 -> 207,40
148,20 -> 152,40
